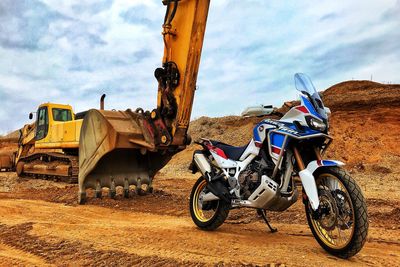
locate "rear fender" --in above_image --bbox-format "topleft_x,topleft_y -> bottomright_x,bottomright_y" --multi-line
299,160 -> 345,210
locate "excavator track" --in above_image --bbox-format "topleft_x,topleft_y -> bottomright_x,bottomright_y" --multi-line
16,152 -> 79,184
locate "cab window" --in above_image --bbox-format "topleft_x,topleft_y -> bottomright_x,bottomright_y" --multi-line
36,107 -> 48,140
52,108 -> 72,122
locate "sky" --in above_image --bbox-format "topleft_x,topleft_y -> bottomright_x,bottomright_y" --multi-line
0,0 -> 399,135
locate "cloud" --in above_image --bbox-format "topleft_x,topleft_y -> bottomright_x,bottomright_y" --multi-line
0,0 -> 68,51
319,13 -> 340,22
120,5 -> 157,27
0,0 -> 399,134
71,0 -> 113,15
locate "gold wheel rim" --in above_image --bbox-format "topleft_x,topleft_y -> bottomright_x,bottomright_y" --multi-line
310,173 -> 355,249
193,179 -> 218,222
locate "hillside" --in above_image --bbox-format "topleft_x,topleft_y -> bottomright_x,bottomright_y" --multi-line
0,80 -> 399,266
322,80 -> 400,164
323,80 -> 400,110
161,80 -> 400,176
0,129 -> 20,142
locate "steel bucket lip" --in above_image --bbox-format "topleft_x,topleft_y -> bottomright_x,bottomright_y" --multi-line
78,109 -> 151,181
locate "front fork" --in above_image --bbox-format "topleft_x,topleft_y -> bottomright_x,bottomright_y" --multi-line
293,146 -> 321,210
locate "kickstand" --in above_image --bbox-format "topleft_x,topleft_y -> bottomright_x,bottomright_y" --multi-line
257,209 -> 277,233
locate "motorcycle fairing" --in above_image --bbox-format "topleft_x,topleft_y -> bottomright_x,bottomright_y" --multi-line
269,132 -> 285,159
299,95 -> 323,120
280,93 -> 324,127
252,118 -> 324,162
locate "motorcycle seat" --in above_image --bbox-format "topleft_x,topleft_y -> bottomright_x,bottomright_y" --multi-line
210,140 -> 248,161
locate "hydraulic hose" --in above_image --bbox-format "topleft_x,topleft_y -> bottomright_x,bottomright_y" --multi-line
164,0 -> 179,26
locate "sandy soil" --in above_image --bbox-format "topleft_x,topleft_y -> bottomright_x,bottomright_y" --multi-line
0,164 -> 399,267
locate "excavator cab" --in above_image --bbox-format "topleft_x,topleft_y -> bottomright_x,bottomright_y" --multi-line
15,103 -> 82,182
78,0 -> 211,203
33,103 -> 81,146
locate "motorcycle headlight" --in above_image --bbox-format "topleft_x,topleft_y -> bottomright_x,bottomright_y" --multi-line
307,117 -> 327,131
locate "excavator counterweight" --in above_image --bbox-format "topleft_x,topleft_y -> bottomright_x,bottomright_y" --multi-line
78,0 -> 211,203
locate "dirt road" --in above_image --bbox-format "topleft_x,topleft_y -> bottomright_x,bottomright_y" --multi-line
0,171 -> 399,266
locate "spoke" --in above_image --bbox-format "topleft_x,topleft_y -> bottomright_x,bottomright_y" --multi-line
321,177 -> 328,189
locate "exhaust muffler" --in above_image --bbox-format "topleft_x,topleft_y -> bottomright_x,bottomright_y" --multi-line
192,151 -> 212,179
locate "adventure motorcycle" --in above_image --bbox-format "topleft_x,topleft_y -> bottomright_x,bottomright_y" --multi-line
189,73 -> 368,258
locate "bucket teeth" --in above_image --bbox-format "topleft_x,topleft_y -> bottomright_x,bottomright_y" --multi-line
95,181 -> 102,198
78,191 -> 86,205
123,179 -> 130,198
146,178 -> 154,193
135,178 -> 145,196
109,179 -> 116,199
78,176 -> 156,202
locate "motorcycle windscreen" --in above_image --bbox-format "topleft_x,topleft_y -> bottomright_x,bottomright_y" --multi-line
294,73 -> 327,120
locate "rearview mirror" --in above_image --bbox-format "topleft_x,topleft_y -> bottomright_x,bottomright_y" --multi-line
324,107 -> 331,116
29,113 -> 33,120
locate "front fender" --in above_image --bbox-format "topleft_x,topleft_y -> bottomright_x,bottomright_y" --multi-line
299,160 -> 345,210
307,160 -> 345,174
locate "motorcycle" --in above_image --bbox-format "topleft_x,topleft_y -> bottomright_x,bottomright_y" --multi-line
188,73 -> 368,258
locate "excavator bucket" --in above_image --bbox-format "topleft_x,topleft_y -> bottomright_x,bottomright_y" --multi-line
78,109 -> 177,203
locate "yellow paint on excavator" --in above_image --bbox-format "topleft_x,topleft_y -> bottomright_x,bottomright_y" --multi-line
78,0 -> 211,203
15,103 -> 82,182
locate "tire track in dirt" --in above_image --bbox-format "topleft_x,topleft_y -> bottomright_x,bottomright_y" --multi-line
0,223 -> 204,267
0,241 -> 52,266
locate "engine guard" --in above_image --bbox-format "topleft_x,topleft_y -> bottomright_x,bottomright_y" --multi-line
299,160 -> 345,211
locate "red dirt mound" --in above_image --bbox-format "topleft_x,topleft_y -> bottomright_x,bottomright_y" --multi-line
163,80 -> 400,176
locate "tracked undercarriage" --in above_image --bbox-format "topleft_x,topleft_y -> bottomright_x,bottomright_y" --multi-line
16,152 -> 79,184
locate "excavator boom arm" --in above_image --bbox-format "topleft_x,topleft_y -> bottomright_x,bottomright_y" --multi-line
156,0 -> 210,145
77,0 -> 211,203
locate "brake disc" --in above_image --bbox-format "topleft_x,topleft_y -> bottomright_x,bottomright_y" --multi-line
318,190 -> 338,231
333,189 -> 353,230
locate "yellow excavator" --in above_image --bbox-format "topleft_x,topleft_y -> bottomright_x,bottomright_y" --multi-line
12,0 -> 209,202
15,102 -> 84,183
78,0 -> 211,203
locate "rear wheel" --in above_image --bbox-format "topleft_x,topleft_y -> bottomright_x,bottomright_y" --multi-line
189,177 -> 230,231
305,167 -> 368,258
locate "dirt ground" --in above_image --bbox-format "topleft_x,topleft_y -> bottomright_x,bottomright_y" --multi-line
0,158 -> 399,267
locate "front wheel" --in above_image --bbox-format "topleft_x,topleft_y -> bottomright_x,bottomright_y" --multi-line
189,177 -> 230,231
305,167 -> 368,258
